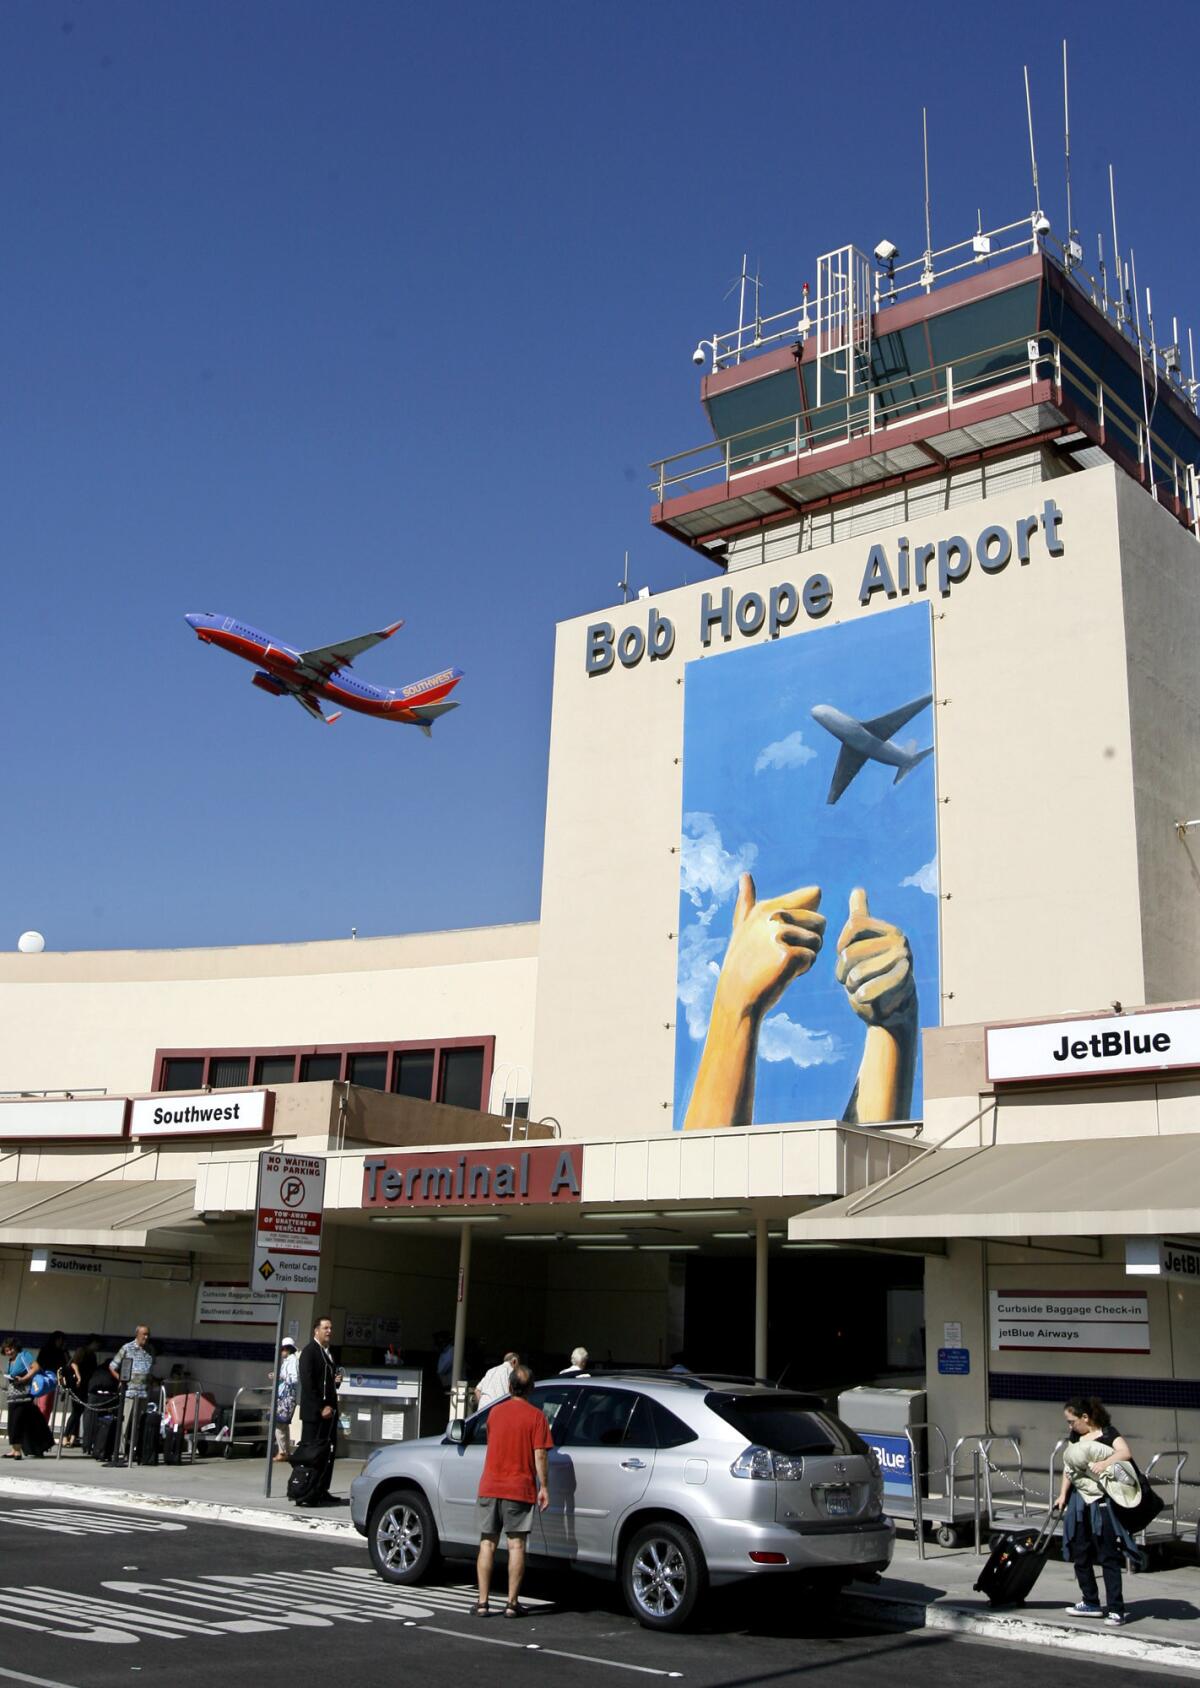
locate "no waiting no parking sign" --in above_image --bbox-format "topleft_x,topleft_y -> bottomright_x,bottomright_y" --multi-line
251,1151 -> 326,1292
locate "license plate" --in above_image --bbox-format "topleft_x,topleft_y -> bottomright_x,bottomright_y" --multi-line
824,1487 -> 851,1516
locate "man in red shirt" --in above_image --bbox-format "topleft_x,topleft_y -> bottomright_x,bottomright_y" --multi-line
475,1363 -> 552,1617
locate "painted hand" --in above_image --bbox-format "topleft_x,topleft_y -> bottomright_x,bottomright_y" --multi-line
835,887 -> 915,1028
713,873 -> 826,1023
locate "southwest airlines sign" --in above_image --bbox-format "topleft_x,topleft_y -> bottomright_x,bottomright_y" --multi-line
986,1006 -> 1200,1085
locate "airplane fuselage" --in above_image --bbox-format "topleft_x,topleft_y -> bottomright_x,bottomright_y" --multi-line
185,613 -> 460,724
810,704 -> 910,769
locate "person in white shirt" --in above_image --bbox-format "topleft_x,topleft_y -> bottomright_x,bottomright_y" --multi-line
474,1350 -> 518,1410
559,1346 -> 589,1376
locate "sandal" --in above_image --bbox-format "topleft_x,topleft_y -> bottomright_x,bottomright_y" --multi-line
3,1452 -> 21,1460
503,1602 -> 526,1619
471,1603 -> 490,1617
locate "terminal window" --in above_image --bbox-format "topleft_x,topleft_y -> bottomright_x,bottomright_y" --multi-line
153,1037 -> 493,1111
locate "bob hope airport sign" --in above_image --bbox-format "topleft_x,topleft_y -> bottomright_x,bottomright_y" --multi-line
986,1005 -> 1200,1085
586,501 -> 1065,675
363,1144 -> 583,1209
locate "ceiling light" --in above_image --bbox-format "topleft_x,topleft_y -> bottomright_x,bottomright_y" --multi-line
581,1211 -> 663,1222
371,1215 -> 436,1224
502,1234 -> 565,1243
432,1215 -> 502,1224
578,1245 -> 636,1252
711,1231 -> 752,1239
639,1244 -> 700,1252
664,1209 -> 746,1220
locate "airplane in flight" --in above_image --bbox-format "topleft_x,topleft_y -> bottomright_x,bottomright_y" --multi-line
184,612 -> 463,735
810,694 -> 933,805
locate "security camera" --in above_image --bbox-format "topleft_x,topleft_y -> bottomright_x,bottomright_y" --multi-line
554,1232 -> 567,1243
1031,210 -> 1051,237
692,343 -> 707,367
874,239 -> 899,264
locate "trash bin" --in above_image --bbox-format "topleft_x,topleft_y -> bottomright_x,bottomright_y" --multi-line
338,1368 -> 422,1458
838,1385 -> 926,1502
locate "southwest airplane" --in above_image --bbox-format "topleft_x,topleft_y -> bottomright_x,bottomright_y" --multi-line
184,612 -> 462,735
810,694 -> 933,804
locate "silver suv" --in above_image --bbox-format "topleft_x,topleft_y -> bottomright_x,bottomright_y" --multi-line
350,1371 -> 893,1630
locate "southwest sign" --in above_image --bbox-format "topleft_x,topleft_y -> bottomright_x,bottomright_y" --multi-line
362,1144 -> 583,1209
986,1005 -> 1200,1084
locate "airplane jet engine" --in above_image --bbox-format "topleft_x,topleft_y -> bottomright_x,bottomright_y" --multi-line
251,671 -> 287,697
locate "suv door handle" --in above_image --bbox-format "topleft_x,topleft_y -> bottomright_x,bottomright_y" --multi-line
620,1458 -> 647,1470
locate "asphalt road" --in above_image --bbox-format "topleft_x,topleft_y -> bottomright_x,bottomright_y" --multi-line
0,1498 -> 1168,1688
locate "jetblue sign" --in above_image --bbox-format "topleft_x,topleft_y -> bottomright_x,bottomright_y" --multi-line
986,1005 -> 1200,1085
586,502 -> 1065,675
862,1433 -> 914,1499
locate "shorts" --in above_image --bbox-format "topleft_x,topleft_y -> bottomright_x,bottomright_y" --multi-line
478,1496 -> 535,1538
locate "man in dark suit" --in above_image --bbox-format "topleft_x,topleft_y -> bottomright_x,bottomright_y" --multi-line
296,1315 -> 341,1505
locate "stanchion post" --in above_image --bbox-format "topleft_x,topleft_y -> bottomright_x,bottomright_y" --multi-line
973,1450 -> 983,1555
264,1295 -> 285,1498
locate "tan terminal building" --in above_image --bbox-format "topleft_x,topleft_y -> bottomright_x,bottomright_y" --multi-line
3,219 -> 1200,1496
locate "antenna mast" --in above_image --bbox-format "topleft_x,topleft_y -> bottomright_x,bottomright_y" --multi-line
1024,66 -> 1048,240
1130,251 -> 1157,500
1109,166 -> 1126,327
920,107 -> 934,291
1062,41 -> 1080,268
618,550 -> 631,604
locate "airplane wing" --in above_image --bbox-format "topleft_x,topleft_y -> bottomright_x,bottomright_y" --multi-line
295,619 -> 404,681
290,688 -> 341,726
861,693 -> 933,745
826,744 -> 869,805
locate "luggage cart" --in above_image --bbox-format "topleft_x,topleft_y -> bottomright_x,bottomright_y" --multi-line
224,1385 -> 273,1457
1046,1438 -> 1193,1561
897,1424 -> 1027,1552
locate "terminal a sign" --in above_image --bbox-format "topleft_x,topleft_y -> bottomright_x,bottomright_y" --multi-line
362,1144 -> 583,1209
586,501 -> 1065,675
986,1005 -> 1200,1085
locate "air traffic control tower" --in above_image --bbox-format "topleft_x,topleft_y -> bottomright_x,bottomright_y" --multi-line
649,227 -> 1200,568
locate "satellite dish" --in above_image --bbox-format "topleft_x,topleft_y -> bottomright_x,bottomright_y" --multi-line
17,931 -> 45,954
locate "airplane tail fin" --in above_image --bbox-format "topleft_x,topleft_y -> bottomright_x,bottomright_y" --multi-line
893,745 -> 934,784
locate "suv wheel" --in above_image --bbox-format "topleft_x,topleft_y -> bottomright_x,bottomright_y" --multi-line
622,1521 -> 705,1631
368,1490 -> 439,1584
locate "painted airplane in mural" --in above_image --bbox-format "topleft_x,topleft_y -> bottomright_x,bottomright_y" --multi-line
811,694 -> 933,805
184,613 -> 463,735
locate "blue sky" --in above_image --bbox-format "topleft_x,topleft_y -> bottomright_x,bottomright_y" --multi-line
673,606 -> 938,1126
2,1 -> 1195,951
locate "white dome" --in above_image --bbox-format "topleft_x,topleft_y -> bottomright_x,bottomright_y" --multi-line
17,931 -> 45,954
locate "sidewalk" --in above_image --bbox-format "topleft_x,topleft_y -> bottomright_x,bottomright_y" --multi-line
847,1527 -> 1200,1674
1,1452 -> 1198,1669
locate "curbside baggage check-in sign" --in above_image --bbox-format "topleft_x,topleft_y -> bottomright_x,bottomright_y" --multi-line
251,1150 -> 325,1292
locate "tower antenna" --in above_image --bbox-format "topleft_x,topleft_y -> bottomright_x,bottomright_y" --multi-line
1024,66 -> 1049,239
1109,166 -> 1126,327
920,107 -> 934,290
1061,42 -> 1080,268
618,550 -> 631,604
1130,251 -> 1157,500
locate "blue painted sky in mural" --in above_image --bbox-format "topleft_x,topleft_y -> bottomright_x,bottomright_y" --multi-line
674,603 -> 940,1127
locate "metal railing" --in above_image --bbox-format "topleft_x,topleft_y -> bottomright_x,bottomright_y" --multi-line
650,329 -> 1200,538
225,1385 -> 274,1456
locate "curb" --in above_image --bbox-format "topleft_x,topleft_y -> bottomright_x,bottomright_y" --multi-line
0,1475 -> 358,1542
843,1587 -> 1200,1674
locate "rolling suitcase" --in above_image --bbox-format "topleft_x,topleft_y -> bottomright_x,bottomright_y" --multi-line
974,1508 -> 1057,1606
81,1383 -> 118,1456
136,1402 -> 161,1466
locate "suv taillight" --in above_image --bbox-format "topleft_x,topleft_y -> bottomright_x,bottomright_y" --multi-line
730,1444 -> 805,1481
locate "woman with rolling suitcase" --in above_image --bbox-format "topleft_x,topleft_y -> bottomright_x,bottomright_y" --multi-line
1055,1396 -> 1139,1627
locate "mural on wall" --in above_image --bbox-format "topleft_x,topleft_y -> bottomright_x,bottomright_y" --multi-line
673,602 -> 940,1131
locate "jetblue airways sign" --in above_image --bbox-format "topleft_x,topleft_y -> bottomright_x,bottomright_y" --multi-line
986,1005 -> 1200,1085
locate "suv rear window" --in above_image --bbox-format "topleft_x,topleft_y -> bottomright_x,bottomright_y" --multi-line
705,1393 -> 869,1456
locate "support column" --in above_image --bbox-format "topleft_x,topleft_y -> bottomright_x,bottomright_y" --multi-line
754,1215 -> 769,1381
450,1221 -> 473,1414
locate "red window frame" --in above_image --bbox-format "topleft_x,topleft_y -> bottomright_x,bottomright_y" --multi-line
153,1037 -> 496,1112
